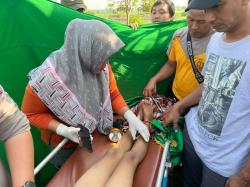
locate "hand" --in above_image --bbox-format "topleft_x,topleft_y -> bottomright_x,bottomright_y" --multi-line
225,173 -> 250,187
130,22 -> 139,30
143,78 -> 157,97
56,124 -> 81,143
161,102 -> 182,132
124,110 -> 150,142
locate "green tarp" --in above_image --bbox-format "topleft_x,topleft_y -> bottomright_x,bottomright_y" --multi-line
0,0 -> 186,185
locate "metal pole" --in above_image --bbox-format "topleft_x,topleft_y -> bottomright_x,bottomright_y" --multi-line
34,138 -> 69,175
161,168 -> 168,187
155,141 -> 170,187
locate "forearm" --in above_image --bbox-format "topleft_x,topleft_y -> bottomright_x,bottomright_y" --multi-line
5,131 -> 34,187
176,85 -> 202,114
111,90 -> 127,115
151,61 -> 176,83
226,156 -> 250,187
117,106 -> 130,117
237,156 -> 250,182
48,119 -> 62,132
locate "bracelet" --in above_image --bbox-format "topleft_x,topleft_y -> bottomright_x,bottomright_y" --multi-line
143,120 -> 152,133
22,181 -> 36,187
143,120 -> 151,125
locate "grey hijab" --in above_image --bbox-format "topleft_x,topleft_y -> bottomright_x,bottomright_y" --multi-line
29,19 -> 125,134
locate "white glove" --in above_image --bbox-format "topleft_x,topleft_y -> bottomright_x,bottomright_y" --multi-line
56,124 -> 81,144
124,110 -> 150,142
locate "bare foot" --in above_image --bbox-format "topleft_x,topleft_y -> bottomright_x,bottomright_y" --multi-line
137,106 -> 144,121
140,101 -> 154,132
142,101 -> 154,122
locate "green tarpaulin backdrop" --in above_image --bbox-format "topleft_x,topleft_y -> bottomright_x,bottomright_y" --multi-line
0,0 -> 186,185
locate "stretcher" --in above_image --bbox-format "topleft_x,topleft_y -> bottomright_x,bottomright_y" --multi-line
0,1 -> 187,186
37,131 -> 170,187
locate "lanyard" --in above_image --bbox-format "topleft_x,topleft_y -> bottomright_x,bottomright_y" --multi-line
186,32 -> 204,84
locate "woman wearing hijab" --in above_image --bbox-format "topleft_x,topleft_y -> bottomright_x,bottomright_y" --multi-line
21,19 -> 150,169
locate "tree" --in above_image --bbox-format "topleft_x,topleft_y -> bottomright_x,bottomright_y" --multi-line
140,0 -> 155,14
107,0 -> 139,24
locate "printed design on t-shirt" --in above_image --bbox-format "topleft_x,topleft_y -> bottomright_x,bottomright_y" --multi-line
194,57 -> 204,72
197,53 -> 246,136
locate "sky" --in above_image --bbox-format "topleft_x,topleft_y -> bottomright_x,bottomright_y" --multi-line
85,0 -> 188,10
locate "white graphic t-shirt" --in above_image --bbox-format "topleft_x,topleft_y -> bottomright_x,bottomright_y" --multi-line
185,32 -> 250,177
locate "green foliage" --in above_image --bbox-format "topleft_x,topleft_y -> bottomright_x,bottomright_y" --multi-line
129,14 -> 143,24
140,0 -> 155,13
175,7 -> 186,20
86,3 -> 187,24
85,10 -> 111,19
107,0 -> 140,24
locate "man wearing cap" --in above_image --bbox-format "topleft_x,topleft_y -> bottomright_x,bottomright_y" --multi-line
61,0 -> 87,12
163,0 -> 250,186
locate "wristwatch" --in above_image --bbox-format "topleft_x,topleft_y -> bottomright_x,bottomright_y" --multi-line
23,181 -> 36,187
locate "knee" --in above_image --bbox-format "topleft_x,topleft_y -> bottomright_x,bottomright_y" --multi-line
122,151 -> 142,166
106,147 -> 124,159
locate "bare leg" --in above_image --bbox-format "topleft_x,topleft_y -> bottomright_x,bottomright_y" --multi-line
141,101 -> 154,122
140,101 -> 154,132
136,105 -> 144,121
103,101 -> 152,187
105,137 -> 148,187
74,132 -> 133,187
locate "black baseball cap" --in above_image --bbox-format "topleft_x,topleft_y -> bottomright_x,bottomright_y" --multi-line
186,0 -> 220,11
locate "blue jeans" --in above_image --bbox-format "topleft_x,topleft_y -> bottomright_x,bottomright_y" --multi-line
183,125 -> 228,187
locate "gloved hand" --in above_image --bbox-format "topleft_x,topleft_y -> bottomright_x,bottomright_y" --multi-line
56,123 -> 81,144
124,110 -> 150,142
